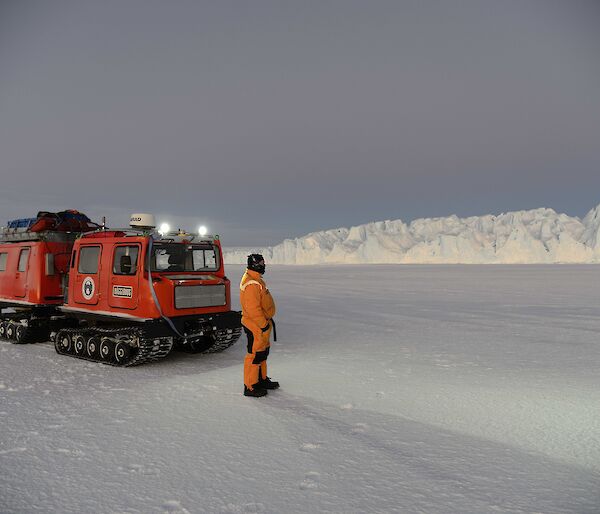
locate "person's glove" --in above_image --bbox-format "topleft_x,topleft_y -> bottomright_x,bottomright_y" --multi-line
261,322 -> 270,333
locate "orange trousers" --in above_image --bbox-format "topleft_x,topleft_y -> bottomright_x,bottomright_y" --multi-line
243,325 -> 272,390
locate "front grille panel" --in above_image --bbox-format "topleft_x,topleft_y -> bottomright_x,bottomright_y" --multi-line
175,284 -> 226,309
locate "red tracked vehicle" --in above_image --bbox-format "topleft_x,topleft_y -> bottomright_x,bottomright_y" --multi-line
0,212 -> 242,366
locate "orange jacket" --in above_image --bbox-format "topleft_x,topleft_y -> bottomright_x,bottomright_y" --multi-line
239,269 -> 276,333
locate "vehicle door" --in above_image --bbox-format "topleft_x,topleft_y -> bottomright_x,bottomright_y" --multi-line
72,245 -> 101,305
108,244 -> 140,310
0,251 -> 8,297
14,247 -> 31,298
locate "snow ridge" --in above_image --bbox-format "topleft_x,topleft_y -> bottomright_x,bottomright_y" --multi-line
225,204 -> 600,264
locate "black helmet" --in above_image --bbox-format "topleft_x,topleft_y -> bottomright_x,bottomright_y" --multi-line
247,253 -> 266,274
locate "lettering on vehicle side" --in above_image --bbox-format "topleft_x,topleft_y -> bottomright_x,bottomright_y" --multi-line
112,285 -> 133,298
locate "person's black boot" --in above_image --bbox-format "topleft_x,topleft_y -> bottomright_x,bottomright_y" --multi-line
244,385 -> 268,397
259,377 -> 280,390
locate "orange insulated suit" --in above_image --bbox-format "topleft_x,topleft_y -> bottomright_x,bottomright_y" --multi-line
240,269 -> 276,390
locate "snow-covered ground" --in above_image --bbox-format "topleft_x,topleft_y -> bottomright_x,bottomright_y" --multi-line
2,265 -> 600,514
225,204 -> 600,264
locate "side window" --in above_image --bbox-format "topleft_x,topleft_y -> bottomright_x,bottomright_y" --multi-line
0,253 -> 7,271
18,248 -> 30,272
78,246 -> 101,274
113,246 -> 139,275
71,250 -> 77,269
154,248 -> 170,271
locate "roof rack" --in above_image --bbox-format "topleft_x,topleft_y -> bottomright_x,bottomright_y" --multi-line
0,226 -> 218,244
2,210 -> 101,243
0,227 -> 80,243
80,228 -> 216,244
80,227 -> 152,237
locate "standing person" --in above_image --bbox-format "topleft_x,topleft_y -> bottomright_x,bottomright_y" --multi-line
240,254 -> 279,397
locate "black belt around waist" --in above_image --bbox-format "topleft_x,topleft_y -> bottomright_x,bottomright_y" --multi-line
270,319 -> 277,342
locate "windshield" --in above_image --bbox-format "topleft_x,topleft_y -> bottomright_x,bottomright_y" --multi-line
149,243 -> 219,272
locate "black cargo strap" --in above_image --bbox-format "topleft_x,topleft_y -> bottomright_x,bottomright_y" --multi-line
147,236 -> 185,339
270,318 -> 277,342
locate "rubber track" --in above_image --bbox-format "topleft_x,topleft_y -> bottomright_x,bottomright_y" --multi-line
55,326 -> 173,367
202,327 -> 243,354
0,317 -> 45,344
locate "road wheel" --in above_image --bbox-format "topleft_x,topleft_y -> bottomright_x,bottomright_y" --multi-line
6,322 -> 16,341
86,336 -> 100,358
99,338 -> 114,362
55,331 -> 72,353
14,324 -> 26,344
73,334 -> 86,355
114,342 -> 131,364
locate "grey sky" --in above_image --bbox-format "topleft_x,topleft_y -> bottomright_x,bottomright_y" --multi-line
1,0 -> 599,246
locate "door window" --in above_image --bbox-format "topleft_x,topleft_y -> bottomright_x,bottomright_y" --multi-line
18,248 -> 30,272
113,246 -> 139,275
78,246 -> 100,274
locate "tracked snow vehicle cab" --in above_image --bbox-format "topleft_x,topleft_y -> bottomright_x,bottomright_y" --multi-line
0,211 -> 242,366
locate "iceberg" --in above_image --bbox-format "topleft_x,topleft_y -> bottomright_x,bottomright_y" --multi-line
225,204 -> 600,264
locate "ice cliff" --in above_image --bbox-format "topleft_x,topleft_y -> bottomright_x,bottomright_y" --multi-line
224,204 -> 600,264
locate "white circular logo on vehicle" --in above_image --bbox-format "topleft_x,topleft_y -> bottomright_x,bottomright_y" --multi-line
82,277 -> 95,300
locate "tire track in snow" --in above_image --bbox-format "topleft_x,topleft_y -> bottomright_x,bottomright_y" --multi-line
264,393 -> 600,514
